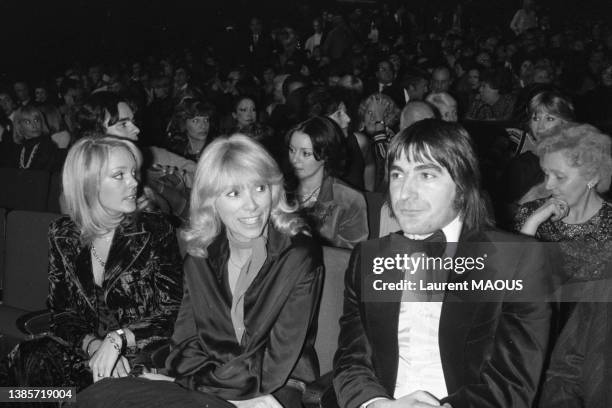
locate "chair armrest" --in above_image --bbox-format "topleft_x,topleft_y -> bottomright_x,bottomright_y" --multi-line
15,309 -> 52,337
303,371 -> 334,408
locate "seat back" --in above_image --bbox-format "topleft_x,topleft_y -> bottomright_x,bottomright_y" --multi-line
364,191 -> 385,239
0,207 -> 6,299
3,210 -> 59,311
0,168 -> 50,211
316,246 -> 351,374
46,172 -> 63,214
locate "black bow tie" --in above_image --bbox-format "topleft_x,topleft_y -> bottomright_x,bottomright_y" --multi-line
402,230 -> 449,301
402,230 -> 446,258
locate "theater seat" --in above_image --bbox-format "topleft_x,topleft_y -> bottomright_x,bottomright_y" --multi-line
315,246 -> 350,374
0,208 -> 6,298
0,210 -> 59,347
0,168 -> 50,211
304,246 -> 350,407
46,172 -> 63,213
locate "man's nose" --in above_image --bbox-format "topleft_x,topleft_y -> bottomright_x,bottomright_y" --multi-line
399,178 -> 418,200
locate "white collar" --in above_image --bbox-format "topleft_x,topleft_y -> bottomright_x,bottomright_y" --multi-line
403,215 -> 463,243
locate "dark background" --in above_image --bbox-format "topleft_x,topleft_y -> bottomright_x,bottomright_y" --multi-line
1,0 -> 610,81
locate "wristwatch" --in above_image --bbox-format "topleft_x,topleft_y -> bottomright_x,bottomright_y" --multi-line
115,328 -> 128,354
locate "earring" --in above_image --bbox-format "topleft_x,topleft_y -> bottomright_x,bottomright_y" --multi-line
587,181 -> 595,190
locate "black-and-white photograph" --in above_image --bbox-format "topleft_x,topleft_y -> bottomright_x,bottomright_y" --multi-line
1,0 -> 611,406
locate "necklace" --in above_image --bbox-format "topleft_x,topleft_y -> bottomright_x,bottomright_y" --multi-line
91,244 -> 106,268
19,143 -> 40,169
298,186 -> 321,205
188,138 -> 205,154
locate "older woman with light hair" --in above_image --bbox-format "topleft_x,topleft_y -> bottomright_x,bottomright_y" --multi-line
78,134 -> 324,408
515,123 -> 612,310
356,93 -> 400,191
1,136 -> 183,390
425,92 -> 458,122
517,122 -> 612,238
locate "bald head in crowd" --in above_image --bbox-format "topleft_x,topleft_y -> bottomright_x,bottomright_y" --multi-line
399,101 -> 435,130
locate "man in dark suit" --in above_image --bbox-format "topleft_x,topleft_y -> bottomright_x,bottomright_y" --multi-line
332,119 -> 552,408
365,60 -> 405,107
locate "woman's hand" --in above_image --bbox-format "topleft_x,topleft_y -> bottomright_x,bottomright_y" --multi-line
89,333 -> 122,382
520,197 -> 569,236
51,131 -> 71,149
111,356 -> 131,378
229,395 -> 283,408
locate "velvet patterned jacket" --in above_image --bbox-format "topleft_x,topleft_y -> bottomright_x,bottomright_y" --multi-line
47,211 -> 183,359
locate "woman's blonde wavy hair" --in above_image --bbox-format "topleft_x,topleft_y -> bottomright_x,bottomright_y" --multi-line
182,134 -> 305,257
537,123 -> 612,193
62,135 -> 142,244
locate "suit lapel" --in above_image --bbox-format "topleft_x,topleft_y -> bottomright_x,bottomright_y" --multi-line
440,228 -> 494,391
365,233 -> 410,394
53,233 -> 97,312
103,219 -> 150,292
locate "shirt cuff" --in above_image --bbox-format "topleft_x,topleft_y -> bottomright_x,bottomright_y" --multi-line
361,397 -> 391,408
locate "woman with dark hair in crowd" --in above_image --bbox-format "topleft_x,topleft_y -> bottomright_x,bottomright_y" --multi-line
286,116 -> 368,249
220,95 -> 259,135
466,68 -> 516,121
166,99 -> 216,161
305,86 -> 373,190
1,136 -> 183,391
77,134 -> 323,408
5,105 -> 69,171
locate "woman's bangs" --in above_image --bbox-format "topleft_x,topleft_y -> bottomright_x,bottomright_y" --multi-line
211,156 -> 277,196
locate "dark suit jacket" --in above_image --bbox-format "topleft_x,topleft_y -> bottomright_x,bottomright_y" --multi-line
539,300 -> 612,408
332,228 -> 552,408
363,81 -> 405,107
167,224 -> 324,405
48,211 -> 183,358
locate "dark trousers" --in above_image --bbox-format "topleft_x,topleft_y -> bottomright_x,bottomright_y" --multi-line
76,377 -> 234,408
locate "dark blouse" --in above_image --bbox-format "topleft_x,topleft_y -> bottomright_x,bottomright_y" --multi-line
7,135 -> 67,171
167,224 -> 324,403
466,93 -> 516,121
514,199 -> 612,282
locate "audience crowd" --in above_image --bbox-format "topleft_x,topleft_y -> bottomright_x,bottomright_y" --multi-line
1,0 -> 612,407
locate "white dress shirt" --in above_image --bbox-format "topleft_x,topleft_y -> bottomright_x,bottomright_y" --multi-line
395,216 -> 462,399
362,216 -> 463,407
